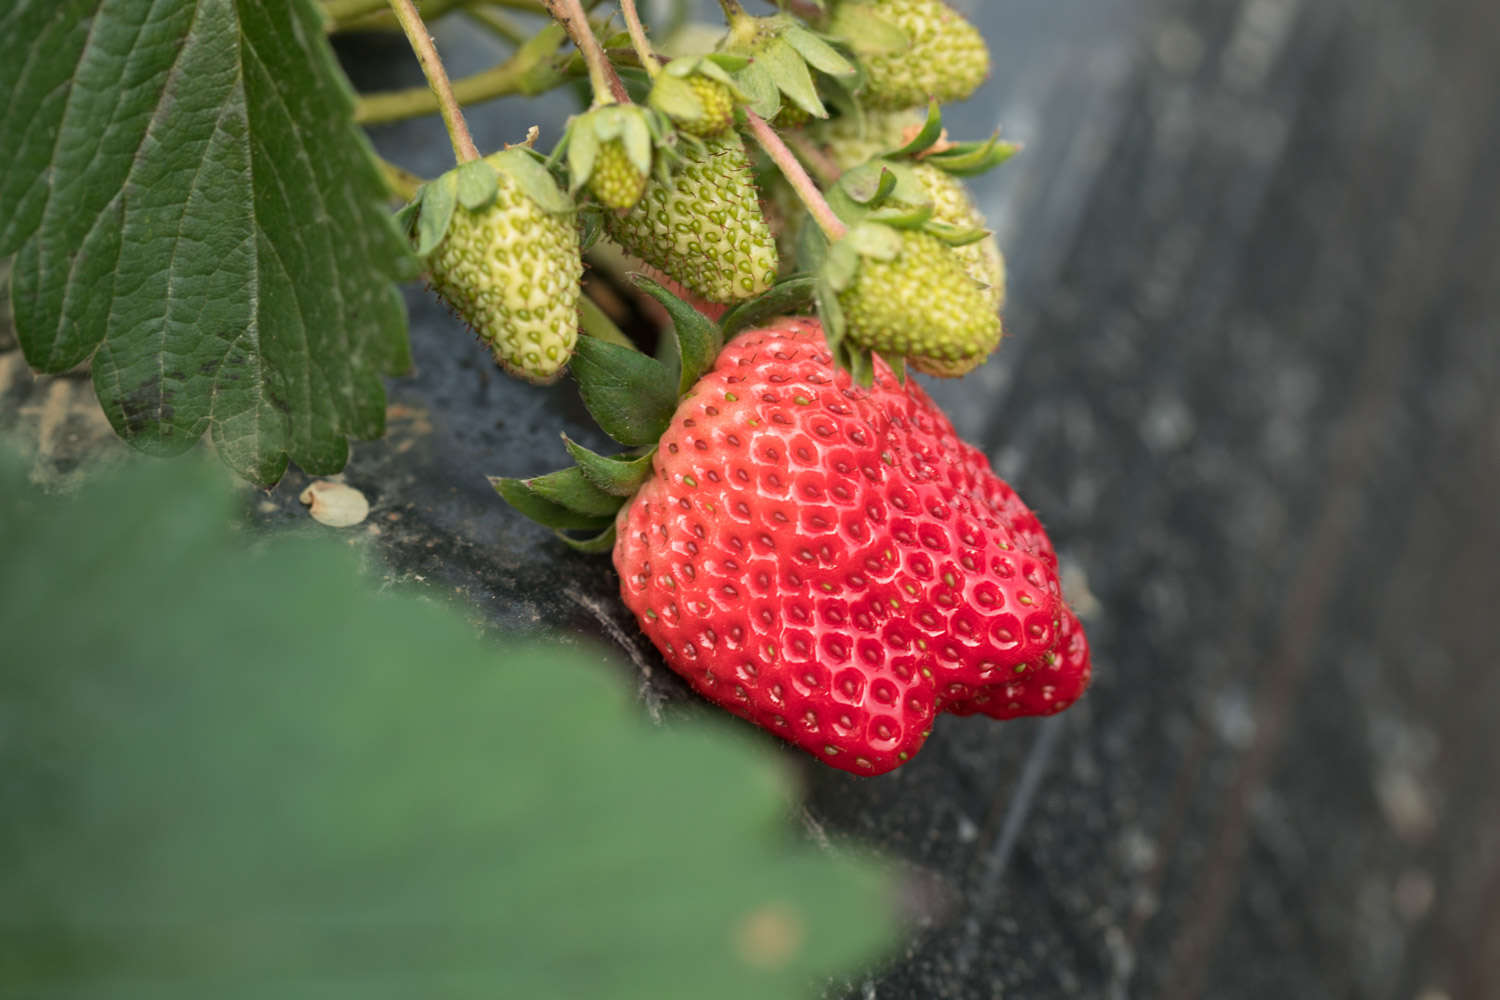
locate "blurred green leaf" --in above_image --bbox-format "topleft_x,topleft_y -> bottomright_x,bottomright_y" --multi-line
0,452 -> 897,998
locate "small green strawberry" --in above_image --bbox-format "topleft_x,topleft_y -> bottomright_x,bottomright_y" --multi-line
648,55 -> 745,138
913,163 -> 1005,310
604,133 -> 779,304
830,224 -> 1000,376
409,150 -> 582,384
829,0 -> 990,111
563,104 -> 661,211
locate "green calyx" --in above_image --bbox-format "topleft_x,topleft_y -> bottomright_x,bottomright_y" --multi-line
719,14 -> 856,123
405,149 -> 582,384
561,104 -> 665,211
492,275 -> 815,549
603,133 -> 779,305
827,0 -> 990,111
649,55 -> 746,137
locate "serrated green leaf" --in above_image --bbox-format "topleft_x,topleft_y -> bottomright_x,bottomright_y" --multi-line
632,275 -> 722,396
782,26 -> 856,78
563,435 -> 656,496
761,39 -> 827,118
0,0 -> 412,486
558,522 -> 619,554
720,276 -> 818,336
491,475 -> 617,532
416,172 -> 460,256
571,335 -> 678,447
0,450 -> 898,997
453,159 -> 499,209
523,465 -> 625,518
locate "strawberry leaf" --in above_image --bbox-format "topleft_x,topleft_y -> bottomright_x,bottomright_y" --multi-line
571,336 -> 678,447
632,275 -> 722,397
491,475 -> 617,532
562,435 -> 656,496
0,0 -> 413,486
522,465 -> 625,518
0,450 -> 898,997
720,276 -> 818,337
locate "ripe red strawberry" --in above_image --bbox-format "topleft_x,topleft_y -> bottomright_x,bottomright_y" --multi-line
612,319 -> 1090,774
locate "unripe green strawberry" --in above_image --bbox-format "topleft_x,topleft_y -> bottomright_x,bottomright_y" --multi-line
603,133 -> 779,304
913,163 -> 1005,310
837,228 -> 999,374
588,139 -> 649,211
424,157 -> 583,385
677,75 -> 736,137
856,0 -> 990,110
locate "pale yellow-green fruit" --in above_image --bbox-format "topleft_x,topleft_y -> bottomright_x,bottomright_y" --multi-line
604,133 -> 779,304
837,229 -> 1001,376
913,163 -> 1006,310
427,170 -> 583,384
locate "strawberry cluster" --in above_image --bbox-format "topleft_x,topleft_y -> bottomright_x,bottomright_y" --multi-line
390,0 -> 1093,774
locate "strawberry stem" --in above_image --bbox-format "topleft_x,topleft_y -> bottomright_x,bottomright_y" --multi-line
743,108 -> 847,241
544,0 -> 631,105
618,0 -> 663,77
385,0 -> 481,163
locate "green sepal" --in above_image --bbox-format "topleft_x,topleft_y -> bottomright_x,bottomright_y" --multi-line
563,435 -> 656,497
781,26 -> 857,79
825,2 -> 908,55
735,61 -> 781,120
558,523 -> 619,554
392,199 -> 420,238
414,172 -> 457,257
924,220 -> 990,247
824,240 -> 860,292
565,105 -> 658,194
893,102 -> 945,158
565,124 -> 598,193
490,476 -> 616,533
650,74 -> 709,124
924,134 -> 1022,176
720,276 -> 818,337
521,465 -> 624,518
758,37 -> 827,118
842,163 -> 899,206
632,276 -> 722,397
846,222 -> 903,259
571,336 -> 678,448
879,352 -> 908,384
453,159 -> 499,210
492,147 -> 575,214
867,200 -> 934,228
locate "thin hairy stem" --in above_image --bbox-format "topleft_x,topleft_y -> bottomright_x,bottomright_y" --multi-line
743,109 -> 846,241
618,0 -> 662,76
386,0 -> 480,162
543,0 -> 629,104
784,131 -> 842,185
